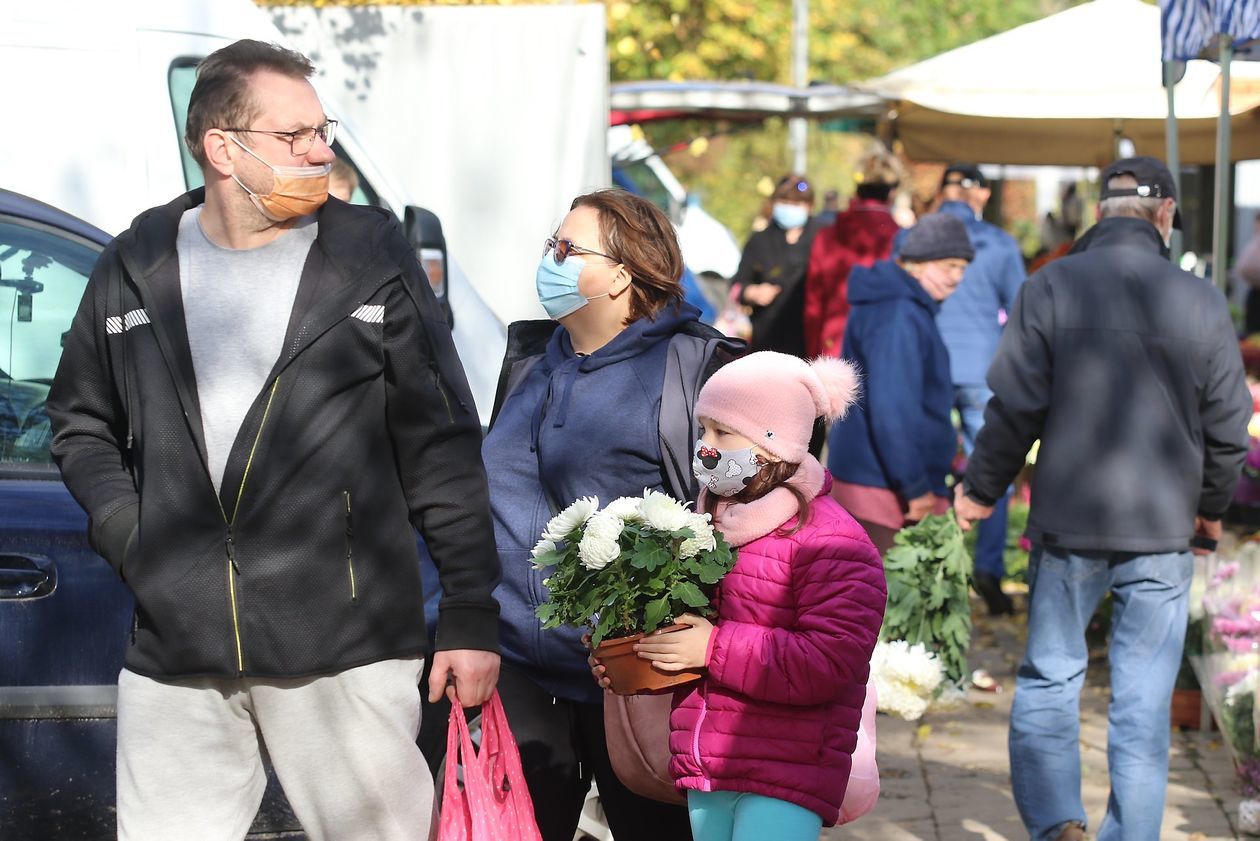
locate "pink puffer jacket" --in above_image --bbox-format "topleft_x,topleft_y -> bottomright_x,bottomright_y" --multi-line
669,462 -> 886,825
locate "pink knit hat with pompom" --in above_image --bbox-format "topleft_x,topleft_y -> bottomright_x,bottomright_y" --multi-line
693,352 -> 860,464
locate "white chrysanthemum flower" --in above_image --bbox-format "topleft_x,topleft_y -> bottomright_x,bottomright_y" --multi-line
639,489 -> 690,533
603,496 -> 645,523
870,640 -> 944,721
530,538 -> 558,570
578,533 -> 620,571
584,512 -> 625,544
679,512 -> 717,558
543,496 -> 598,541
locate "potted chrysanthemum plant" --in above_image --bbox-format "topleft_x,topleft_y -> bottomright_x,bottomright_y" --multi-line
532,490 -> 737,695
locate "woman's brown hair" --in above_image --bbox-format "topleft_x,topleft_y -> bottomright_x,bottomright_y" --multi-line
570,189 -> 684,324
701,457 -> 813,534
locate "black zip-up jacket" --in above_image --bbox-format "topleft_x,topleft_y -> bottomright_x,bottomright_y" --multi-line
46,190 -> 500,679
964,216 -> 1251,553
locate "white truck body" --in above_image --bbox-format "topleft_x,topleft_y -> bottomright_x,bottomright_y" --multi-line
0,0 -> 506,423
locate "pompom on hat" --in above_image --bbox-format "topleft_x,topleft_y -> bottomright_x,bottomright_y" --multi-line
694,352 -> 861,464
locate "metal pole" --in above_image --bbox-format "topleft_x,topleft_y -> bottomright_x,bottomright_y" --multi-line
1213,39 -> 1233,291
1165,60 -> 1183,263
790,0 -> 808,174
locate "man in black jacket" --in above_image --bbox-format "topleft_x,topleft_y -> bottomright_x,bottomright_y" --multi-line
955,157 -> 1250,841
46,40 -> 499,841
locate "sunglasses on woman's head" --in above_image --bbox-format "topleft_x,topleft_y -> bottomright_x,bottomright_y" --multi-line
543,237 -> 618,265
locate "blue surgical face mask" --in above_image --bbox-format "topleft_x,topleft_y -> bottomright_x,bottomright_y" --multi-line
535,253 -> 609,320
772,202 -> 809,230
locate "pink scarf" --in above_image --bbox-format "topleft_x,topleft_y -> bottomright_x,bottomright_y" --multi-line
700,456 -> 826,548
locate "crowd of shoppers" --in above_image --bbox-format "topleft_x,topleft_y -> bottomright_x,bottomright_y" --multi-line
43,37 -> 1252,841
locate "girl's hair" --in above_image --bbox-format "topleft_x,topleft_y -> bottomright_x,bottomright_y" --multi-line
569,189 -> 684,324
702,456 -> 812,534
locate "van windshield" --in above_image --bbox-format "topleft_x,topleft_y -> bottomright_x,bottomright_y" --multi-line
168,61 -> 378,207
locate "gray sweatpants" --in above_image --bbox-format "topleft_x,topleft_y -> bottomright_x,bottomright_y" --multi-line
116,657 -> 433,841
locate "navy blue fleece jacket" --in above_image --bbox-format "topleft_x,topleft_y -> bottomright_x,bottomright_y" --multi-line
484,305 -> 701,702
827,260 -> 957,500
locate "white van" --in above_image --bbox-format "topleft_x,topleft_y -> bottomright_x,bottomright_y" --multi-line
0,0 -> 505,423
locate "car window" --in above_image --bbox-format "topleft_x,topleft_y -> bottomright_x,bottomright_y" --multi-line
0,216 -> 97,466
613,159 -> 676,217
168,60 -> 380,207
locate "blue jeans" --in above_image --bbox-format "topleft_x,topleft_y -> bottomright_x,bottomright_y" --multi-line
687,790 -> 822,841
1010,546 -> 1193,841
956,385 -> 1010,578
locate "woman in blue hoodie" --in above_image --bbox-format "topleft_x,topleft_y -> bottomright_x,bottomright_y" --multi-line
827,213 -> 974,554
478,189 -> 738,841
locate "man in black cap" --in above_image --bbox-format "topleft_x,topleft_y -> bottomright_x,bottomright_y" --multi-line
954,156 -> 1250,841
897,162 -> 1026,615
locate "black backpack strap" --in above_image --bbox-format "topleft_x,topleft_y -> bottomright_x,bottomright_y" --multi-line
659,327 -> 747,504
488,319 -> 559,431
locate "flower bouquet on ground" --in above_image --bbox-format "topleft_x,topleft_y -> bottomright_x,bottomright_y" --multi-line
873,514 -> 973,719
532,490 -> 737,695
1191,541 -> 1260,834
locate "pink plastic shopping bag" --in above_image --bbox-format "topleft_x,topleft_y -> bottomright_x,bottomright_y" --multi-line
837,681 -> 880,824
437,692 -> 543,841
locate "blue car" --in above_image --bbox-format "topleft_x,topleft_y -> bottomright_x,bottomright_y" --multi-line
0,190 -> 303,839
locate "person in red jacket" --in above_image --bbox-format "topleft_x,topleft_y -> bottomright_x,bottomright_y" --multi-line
803,148 -> 903,358
597,352 -> 886,840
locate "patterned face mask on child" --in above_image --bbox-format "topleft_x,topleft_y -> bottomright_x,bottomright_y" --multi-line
692,441 -> 765,497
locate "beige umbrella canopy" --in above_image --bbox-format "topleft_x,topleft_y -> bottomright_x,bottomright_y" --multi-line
859,0 -> 1260,165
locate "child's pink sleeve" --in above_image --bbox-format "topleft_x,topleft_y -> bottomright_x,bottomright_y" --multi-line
706,534 -> 886,706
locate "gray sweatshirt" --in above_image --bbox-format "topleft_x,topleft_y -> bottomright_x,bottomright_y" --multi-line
176,207 -> 317,492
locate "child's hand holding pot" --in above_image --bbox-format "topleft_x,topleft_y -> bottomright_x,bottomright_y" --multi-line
634,614 -> 714,671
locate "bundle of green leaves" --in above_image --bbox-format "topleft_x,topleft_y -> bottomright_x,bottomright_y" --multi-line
533,491 -> 737,647
879,514 -> 974,686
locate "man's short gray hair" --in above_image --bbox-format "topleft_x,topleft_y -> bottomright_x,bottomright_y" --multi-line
1098,173 -> 1166,224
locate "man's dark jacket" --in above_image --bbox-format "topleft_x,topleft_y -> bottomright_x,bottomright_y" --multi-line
965,216 -> 1251,553
46,190 -> 500,679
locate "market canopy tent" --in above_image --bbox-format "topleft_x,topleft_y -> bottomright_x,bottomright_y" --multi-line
859,0 -> 1260,166
1162,0 -> 1260,279
609,80 -> 883,126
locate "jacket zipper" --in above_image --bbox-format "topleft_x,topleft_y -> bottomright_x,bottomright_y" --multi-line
343,490 -> 358,602
216,378 -> 282,674
431,363 -> 454,423
691,686 -> 710,784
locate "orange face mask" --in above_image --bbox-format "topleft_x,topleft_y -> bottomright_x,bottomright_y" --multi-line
231,137 -> 330,221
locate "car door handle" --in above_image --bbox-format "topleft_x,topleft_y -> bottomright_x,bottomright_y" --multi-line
0,554 -> 57,600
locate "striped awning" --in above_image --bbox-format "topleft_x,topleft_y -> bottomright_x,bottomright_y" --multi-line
1162,0 -> 1260,61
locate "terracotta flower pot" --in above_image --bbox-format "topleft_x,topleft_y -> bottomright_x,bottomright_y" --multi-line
1170,687 -> 1209,730
596,624 -> 704,696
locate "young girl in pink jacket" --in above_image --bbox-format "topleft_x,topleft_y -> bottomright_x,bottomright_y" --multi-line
633,351 -> 887,840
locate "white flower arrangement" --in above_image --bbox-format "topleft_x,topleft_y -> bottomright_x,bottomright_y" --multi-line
534,491 -> 736,646
870,639 -> 945,721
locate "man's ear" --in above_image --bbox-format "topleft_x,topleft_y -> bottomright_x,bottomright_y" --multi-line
203,129 -> 235,178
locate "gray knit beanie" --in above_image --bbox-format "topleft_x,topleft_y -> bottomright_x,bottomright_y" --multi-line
900,213 -> 975,263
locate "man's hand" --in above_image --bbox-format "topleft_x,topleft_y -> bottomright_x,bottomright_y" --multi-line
743,283 -> 781,307
905,492 -> 940,524
633,614 -> 714,672
953,484 -> 995,533
1193,516 -> 1222,556
427,649 -> 500,706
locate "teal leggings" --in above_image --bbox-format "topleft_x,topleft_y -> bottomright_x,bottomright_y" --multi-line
687,790 -> 824,841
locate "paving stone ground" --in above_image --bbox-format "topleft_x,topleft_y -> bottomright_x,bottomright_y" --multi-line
823,597 -> 1243,841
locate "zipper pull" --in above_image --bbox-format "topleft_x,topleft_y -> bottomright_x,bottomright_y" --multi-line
343,490 -> 353,538
225,526 -> 240,575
